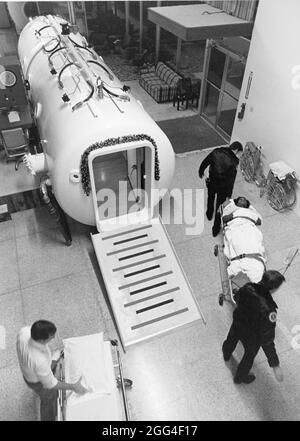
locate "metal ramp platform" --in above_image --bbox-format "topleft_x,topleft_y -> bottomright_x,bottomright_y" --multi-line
92,218 -> 205,348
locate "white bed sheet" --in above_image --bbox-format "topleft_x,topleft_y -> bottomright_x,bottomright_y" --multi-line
223,201 -> 265,283
63,333 -> 122,421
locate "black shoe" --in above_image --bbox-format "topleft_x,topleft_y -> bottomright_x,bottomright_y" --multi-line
234,374 -> 256,384
212,225 -> 220,237
206,210 -> 213,221
222,342 -> 231,362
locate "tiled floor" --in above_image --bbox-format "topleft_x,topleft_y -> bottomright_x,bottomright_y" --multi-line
1,152 -> 300,421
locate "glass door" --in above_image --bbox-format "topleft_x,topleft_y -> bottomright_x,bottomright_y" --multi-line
201,43 -> 245,139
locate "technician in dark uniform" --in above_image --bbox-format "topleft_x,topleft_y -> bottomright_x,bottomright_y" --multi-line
198,142 -> 243,236
222,270 -> 285,384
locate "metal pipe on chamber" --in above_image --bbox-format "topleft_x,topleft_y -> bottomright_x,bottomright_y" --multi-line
17,15 -> 175,229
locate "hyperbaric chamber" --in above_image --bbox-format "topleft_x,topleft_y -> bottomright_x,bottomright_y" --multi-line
18,15 -> 175,229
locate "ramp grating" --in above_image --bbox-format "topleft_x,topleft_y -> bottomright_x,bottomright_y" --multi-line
92,219 -> 203,347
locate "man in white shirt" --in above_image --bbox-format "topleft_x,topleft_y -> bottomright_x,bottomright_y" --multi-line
16,320 -> 87,421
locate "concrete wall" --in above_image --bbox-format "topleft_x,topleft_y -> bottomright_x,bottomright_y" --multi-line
231,0 -> 300,216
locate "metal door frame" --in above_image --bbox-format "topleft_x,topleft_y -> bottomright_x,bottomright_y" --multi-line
88,140 -> 154,233
199,39 -> 245,140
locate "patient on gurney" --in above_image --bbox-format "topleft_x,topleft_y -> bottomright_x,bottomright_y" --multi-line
222,196 -> 266,283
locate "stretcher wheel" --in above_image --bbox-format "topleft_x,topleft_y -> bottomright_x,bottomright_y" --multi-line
218,293 -> 224,306
214,245 -> 219,256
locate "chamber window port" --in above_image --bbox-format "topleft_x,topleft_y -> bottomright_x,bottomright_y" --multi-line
69,170 -> 81,183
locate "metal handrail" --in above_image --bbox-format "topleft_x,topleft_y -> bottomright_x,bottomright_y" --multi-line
36,25 -> 52,35
48,45 -> 67,65
55,339 -> 130,421
111,339 -> 130,421
71,80 -> 94,111
87,59 -> 114,81
58,61 -> 80,88
68,36 -> 97,60
43,37 -> 61,53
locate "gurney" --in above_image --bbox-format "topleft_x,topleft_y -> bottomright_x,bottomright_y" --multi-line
214,199 -> 266,306
56,333 -> 131,421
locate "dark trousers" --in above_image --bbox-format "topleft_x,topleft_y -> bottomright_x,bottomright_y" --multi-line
206,179 -> 233,230
23,361 -> 59,421
24,377 -> 58,421
223,322 -> 261,381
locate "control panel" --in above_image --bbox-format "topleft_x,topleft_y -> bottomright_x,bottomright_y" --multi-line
0,55 -> 28,109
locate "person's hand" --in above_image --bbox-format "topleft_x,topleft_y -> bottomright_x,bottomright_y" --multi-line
73,377 -> 89,395
273,366 -> 284,382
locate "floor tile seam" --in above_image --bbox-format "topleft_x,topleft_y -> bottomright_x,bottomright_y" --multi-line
254,346 -> 296,367
127,388 -> 187,410
14,225 -> 85,254
263,211 -> 300,221
13,224 -> 59,240
266,246 -> 300,258
171,230 -> 215,247
0,233 -> 17,247
196,290 -> 230,302
12,224 -> 26,326
19,269 -> 88,292
267,241 -> 300,251
0,286 -> 24,298
1,228 -> 25,368
0,235 -> 14,245
262,211 -> 283,219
